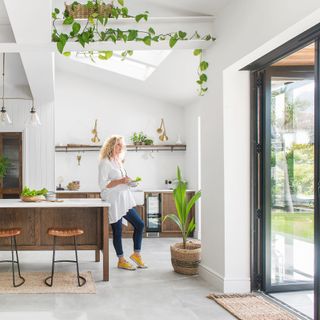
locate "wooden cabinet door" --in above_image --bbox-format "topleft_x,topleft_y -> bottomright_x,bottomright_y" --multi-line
57,193 -> 88,199
123,205 -> 145,234
162,192 -> 195,234
0,133 -> 22,199
108,205 -> 145,237
87,193 -> 101,198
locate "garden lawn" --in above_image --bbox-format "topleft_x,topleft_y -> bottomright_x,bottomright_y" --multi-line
272,212 -> 314,242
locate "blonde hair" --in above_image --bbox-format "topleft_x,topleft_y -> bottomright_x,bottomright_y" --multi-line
100,135 -> 125,160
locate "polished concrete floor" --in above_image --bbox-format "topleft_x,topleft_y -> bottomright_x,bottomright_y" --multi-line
0,238 -> 235,320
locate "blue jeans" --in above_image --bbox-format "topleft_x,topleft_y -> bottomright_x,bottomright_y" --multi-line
111,207 -> 144,257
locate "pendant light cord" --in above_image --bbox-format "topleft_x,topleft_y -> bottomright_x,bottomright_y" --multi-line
2,53 -> 5,109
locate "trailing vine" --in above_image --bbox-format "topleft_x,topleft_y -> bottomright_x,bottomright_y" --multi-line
52,0 -> 215,96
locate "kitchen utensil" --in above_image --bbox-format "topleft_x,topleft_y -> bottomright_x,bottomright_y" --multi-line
77,154 -> 82,165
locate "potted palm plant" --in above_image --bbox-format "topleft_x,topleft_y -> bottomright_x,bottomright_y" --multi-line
163,166 -> 201,275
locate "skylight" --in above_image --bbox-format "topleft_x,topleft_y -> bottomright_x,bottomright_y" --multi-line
70,50 -> 171,81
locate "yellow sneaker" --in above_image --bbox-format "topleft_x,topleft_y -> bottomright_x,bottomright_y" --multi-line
130,254 -> 148,269
117,259 -> 136,271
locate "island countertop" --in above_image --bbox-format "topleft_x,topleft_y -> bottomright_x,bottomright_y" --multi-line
0,198 -> 111,208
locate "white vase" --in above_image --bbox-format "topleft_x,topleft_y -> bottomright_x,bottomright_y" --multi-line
176,135 -> 183,144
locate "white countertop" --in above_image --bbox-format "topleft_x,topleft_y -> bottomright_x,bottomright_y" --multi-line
56,190 -> 100,193
56,189 -> 195,193
0,199 -> 111,208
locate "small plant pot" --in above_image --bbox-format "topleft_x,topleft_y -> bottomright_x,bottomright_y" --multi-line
170,242 -> 201,275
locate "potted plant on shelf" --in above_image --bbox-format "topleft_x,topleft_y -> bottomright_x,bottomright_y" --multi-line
163,166 -> 201,275
130,132 -> 153,145
0,156 -> 10,178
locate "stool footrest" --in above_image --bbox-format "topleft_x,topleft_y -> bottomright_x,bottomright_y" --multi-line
0,260 -> 20,264
51,259 -> 79,264
44,275 -> 86,287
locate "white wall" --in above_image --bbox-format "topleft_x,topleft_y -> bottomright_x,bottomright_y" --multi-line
55,71 -> 186,190
184,103 -> 201,238
0,99 -> 55,190
184,0 -> 320,292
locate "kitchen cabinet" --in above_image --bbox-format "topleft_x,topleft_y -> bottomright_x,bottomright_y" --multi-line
56,191 -> 195,237
56,192 -> 144,238
57,192 -> 99,199
0,133 -> 22,199
161,191 -> 195,236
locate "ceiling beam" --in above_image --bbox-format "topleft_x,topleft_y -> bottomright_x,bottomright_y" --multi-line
3,0 -> 54,104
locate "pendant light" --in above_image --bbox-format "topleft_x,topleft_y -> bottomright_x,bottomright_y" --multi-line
0,53 -> 12,126
25,100 -> 41,127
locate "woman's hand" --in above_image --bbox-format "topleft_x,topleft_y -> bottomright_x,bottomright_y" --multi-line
121,176 -> 131,184
107,176 -> 131,188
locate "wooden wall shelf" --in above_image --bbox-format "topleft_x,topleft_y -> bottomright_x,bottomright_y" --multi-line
55,144 -> 186,152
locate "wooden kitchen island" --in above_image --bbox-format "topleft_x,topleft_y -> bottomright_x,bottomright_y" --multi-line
0,199 -> 110,281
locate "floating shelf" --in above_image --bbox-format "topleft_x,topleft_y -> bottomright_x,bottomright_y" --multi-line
55,144 -> 186,152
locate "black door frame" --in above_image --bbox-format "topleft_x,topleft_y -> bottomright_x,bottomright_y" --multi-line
263,66 -> 315,293
245,23 -> 320,319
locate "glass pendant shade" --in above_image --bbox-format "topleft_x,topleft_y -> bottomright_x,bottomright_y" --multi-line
26,106 -> 41,126
0,106 -> 12,125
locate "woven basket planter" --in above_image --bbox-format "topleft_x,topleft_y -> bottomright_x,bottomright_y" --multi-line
170,242 -> 201,275
65,2 -> 113,19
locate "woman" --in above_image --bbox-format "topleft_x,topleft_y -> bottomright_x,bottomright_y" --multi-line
99,135 -> 147,270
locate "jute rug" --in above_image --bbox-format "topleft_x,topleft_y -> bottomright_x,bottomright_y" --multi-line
207,293 -> 298,320
0,271 -> 96,294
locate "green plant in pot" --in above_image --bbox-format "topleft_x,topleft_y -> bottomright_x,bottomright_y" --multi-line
0,156 -> 10,178
163,166 -> 201,275
130,131 -> 152,145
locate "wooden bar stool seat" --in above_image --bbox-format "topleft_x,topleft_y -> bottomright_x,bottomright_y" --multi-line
45,227 -> 86,287
0,227 -> 25,287
47,228 -> 84,237
0,228 -> 21,238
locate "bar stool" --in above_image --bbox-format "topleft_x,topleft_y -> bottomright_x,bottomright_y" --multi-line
0,228 -> 25,287
45,227 -> 86,287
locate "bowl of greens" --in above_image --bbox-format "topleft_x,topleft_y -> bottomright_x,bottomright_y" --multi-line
21,187 -> 48,202
129,176 -> 142,187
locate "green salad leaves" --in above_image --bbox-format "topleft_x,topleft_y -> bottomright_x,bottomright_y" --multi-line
21,187 -> 48,197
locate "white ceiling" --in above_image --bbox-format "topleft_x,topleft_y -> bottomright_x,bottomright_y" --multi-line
0,0 -> 9,24
0,0 -> 229,106
137,0 -> 230,16
56,49 -> 199,106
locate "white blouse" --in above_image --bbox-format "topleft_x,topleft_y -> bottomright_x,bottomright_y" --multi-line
98,158 -> 136,225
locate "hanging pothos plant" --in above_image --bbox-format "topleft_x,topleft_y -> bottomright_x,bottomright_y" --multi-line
52,0 -> 215,96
